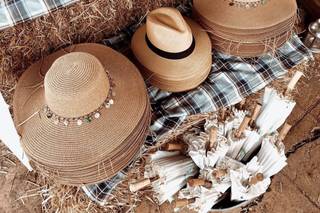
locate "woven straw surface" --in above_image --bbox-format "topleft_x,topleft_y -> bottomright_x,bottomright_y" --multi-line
192,0 -> 297,57
193,0 -> 297,30
12,43 -> 151,185
132,15 -> 212,92
44,52 -> 110,117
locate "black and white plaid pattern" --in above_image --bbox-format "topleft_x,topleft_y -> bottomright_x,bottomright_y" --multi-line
81,171 -> 126,206
83,34 -> 313,204
147,34 -> 313,140
0,0 -> 78,30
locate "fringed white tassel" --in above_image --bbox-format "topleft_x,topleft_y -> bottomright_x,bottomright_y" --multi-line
226,130 -> 247,159
0,92 -> 32,171
143,153 -> 198,204
256,137 -> 287,178
236,130 -> 262,162
230,168 -> 271,201
177,157 -> 244,213
256,87 -> 295,135
178,182 -> 230,213
204,108 -> 247,137
183,130 -> 229,169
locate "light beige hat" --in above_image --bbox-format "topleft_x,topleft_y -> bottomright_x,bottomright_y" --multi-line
131,7 -> 212,92
13,43 -> 151,185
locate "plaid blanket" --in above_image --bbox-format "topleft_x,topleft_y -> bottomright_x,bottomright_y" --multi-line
147,34 -> 313,142
0,0 -> 78,30
83,34 -> 313,204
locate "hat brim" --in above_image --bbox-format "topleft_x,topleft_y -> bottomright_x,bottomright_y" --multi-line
13,43 -> 150,185
131,17 -> 212,92
193,0 -> 297,30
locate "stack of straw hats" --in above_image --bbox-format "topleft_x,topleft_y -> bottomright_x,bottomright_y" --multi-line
131,7 -> 212,92
193,0 -> 297,57
13,44 -> 151,185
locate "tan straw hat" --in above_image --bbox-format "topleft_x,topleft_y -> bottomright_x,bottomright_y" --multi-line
193,0 -> 297,57
13,43 -> 151,185
131,7 -> 212,92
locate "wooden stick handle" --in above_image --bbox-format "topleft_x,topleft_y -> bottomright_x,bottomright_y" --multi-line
208,127 -> 218,150
249,103 -> 262,126
212,168 -> 228,179
248,173 -> 264,186
129,178 -> 151,192
188,178 -> 212,188
174,198 -> 196,208
238,99 -> 246,110
278,123 -> 292,141
286,71 -> 303,94
162,143 -> 185,151
220,108 -> 226,122
235,116 -> 251,138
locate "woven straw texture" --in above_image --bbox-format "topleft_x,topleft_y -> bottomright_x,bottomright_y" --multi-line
193,0 -> 297,57
12,43 -> 151,185
131,8 -> 212,92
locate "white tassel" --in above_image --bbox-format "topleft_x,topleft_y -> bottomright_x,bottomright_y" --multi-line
256,138 -> 287,178
0,92 -> 32,171
256,87 -> 295,135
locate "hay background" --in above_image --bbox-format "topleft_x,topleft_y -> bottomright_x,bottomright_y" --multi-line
0,0 -> 317,212
0,0 -> 187,104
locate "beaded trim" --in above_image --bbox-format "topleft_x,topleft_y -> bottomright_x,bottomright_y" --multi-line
43,71 -> 116,126
228,0 -> 269,8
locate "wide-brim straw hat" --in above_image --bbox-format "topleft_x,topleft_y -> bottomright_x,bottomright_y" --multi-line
193,0 -> 297,57
131,7 -> 212,92
13,43 -> 151,185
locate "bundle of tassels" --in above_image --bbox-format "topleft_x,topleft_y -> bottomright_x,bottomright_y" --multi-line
131,71 -> 302,212
129,150 -> 198,204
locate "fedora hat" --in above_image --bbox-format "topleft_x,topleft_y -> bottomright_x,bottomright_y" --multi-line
131,7 -> 212,92
13,43 -> 151,185
193,0 -> 297,57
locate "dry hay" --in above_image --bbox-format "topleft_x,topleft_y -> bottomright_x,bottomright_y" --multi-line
0,0 -> 187,103
0,0 -> 317,212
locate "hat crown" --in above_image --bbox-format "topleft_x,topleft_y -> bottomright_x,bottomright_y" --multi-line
44,52 -> 110,118
146,7 -> 193,53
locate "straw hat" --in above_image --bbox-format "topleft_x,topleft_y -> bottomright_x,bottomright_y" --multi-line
193,0 -> 297,57
131,7 -> 212,92
13,43 -> 151,185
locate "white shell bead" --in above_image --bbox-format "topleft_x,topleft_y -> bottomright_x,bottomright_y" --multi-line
94,112 -> 101,119
77,119 -> 83,126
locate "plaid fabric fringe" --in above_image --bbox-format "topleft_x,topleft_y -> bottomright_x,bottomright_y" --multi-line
0,0 -> 78,30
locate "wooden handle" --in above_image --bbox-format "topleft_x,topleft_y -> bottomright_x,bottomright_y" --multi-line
212,168 -> 228,179
286,71 -> 303,94
208,127 -> 218,150
162,143 -> 185,151
235,116 -> 251,138
174,198 -> 196,208
237,99 -> 246,110
219,108 -> 226,122
278,123 -> 292,141
248,173 -> 264,186
249,103 -> 262,126
188,178 -> 212,188
129,178 -> 151,192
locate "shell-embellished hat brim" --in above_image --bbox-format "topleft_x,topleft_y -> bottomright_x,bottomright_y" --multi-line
13,43 -> 151,185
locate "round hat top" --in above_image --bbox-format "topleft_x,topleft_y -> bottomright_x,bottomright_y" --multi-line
44,52 -> 110,118
146,7 -> 193,53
